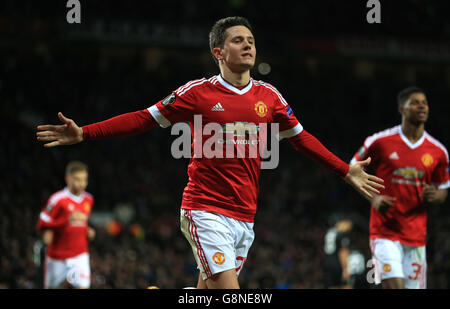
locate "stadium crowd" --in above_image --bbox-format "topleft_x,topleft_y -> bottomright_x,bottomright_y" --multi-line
1,1 -> 450,289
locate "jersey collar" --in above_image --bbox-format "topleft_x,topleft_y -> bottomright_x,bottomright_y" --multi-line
216,74 -> 253,95
398,125 -> 426,149
64,187 -> 84,203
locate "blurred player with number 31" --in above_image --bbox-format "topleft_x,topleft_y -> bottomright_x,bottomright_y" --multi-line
351,87 -> 449,289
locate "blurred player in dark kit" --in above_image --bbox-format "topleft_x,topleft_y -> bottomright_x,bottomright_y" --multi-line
323,215 -> 366,289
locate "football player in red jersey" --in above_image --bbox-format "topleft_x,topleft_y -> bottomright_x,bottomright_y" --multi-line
37,17 -> 384,289
351,87 -> 449,289
37,161 -> 95,288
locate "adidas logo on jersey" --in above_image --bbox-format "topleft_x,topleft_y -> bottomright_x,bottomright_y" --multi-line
211,102 -> 225,111
389,151 -> 399,160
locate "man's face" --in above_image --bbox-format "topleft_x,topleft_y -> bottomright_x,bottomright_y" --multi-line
400,92 -> 429,125
216,25 -> 256,72
66,170 -> 88,195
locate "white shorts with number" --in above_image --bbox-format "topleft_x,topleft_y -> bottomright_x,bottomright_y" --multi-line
180,209 -> 255,280
370,238 -> 426,289
44,253 -> 91,289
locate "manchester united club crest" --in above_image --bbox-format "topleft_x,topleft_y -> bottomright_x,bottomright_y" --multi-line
84,202 -> 91,213
212,252 -> 225,265
421,153 -> 434,167
254,101 -> 268,117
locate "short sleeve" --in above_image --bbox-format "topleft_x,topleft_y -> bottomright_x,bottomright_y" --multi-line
147,79 -> 205,128
39,196 -> 62,223
433,151 -> 450,190
350,137 -> 374,165
44,195 -> 60,215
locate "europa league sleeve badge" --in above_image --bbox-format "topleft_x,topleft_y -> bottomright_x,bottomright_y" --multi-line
162,93 -> 176,106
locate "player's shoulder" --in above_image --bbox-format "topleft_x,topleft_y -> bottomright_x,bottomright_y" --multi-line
174,76 -> 217,97
364,125 -> 401,148
251,78 -> 288,105
424,132 -> 449,161
251,78 -> 281,93
45,188 -> 70,210
83,191 -> 94,202
48,188 -> 68,204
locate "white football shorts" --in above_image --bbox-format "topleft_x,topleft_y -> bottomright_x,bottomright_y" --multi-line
370,238 -> 426,289
180,209 -> 255,280
44,252 -> 91,289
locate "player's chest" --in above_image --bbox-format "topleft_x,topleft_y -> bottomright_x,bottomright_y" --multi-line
195,92 -> 273,124
61,199 -> 92,215
378,142 -> 437,177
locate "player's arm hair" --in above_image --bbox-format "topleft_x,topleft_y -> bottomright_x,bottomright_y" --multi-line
288,130 -> 349,178
82,109 -> 158,140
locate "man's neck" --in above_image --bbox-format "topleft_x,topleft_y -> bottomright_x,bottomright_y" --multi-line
401,120 -> 425,144
66,187 -> 82,197
220,66 -> 250,88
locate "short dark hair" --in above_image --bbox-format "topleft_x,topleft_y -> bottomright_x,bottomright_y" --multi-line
209,16 -> 253,65
397,86 -> 425,107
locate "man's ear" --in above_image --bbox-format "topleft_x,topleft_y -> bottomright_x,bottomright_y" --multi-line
212,47 -> 223,62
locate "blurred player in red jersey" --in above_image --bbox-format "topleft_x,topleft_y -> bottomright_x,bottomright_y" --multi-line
37,161 -> 95,288
351,87 -> 449,289
36,17 -> 384,289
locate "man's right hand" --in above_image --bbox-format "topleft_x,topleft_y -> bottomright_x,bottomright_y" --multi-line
36,112 -> 84,147
372,195 -> 396,214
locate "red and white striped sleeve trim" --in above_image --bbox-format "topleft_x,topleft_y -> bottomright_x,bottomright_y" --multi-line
45,189 -> 66,210
208,76 -> 218,85
425,133 -> 450,190
174,78 -> 207,97
425,133 -> 449,162
253,80 -> 302,139
148,78 -> 211,128
350,126 -> 399,165
364,126 -> 400,149
252,80 -> 288,106
147,105 -> 171,128
39,212 -> 52,223
278,123 -> 303,140
40,189 -> 66,222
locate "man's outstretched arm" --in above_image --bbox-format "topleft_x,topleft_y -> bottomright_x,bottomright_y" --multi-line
287,130 -> 384,200
36,110 -> 158,147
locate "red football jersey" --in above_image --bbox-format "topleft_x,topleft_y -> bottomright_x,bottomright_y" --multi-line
148,75 -> 302,222
351,125 -> 449,246
37,188 -> 94,259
